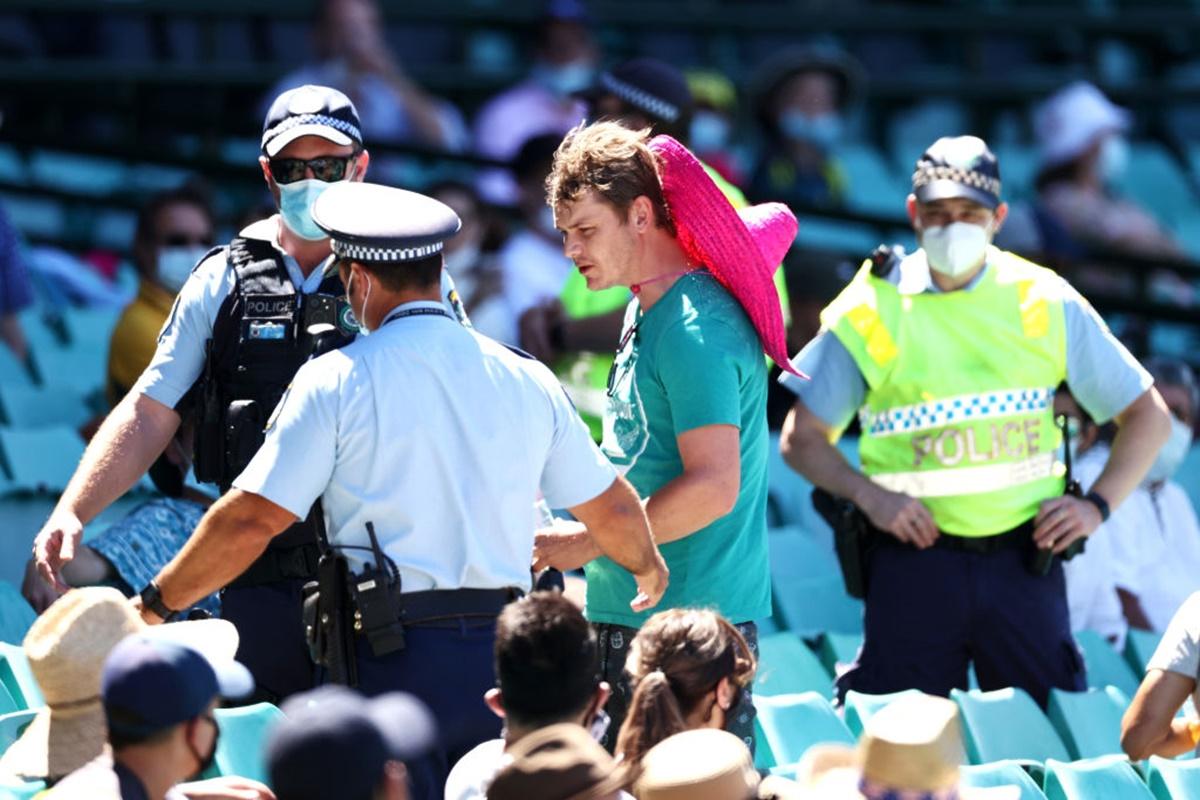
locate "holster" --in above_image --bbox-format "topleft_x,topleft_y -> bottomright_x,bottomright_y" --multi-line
1026,478 -> 1087,577
812,488 -> 877,600
302,550 -> 358,687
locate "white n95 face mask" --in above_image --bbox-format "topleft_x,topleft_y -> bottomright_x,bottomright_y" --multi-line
921,221 -> 991,278
1145,414 -> 1193,485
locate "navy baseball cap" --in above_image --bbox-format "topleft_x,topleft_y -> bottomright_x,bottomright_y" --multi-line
102,633 -> 254,738
911,135 -> 1002,210
268,686 -> 437,800
262,85 -> 363,158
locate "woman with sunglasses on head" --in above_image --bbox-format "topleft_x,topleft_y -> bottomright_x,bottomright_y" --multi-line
614,608 -> 756,786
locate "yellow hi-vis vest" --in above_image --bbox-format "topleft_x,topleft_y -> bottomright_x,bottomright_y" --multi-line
822,248 -> 1068,536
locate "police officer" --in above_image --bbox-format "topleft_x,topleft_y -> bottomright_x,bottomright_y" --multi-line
133,182 -> 669,800
31,85 -> 468,704
779,136 -> 1172,708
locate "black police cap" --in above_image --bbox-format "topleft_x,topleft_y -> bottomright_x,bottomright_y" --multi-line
312,183 -> 461,264
262,85 -> 363,157
912,135 -> 1002,210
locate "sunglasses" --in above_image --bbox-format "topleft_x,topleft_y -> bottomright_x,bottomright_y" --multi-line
268,151 -> 360,184
160,233 -> 213,248
605,322 -> 640,398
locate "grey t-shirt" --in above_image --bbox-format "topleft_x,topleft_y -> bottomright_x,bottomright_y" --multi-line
1147,591 -> 1200,713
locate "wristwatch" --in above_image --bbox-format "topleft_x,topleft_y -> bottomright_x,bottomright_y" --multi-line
1083,490 -> 1111,523
139,580 -> 179,622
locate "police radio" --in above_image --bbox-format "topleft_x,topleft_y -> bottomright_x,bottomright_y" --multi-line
348,522 -> 407,656
1029,414 -> 1087,576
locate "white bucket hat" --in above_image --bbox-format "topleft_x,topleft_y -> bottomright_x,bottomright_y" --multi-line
1034,81 -> 1131,169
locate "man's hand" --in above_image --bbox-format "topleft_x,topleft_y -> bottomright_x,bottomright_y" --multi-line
533,520 -> 601,573
1034,495 -> 1102,554
631,556 -> 669,613
178,776 -> 276,800
21,557 -> 63,613
32,509 -> 85,593
129,595 -> 165,626
859,484 -> 939,548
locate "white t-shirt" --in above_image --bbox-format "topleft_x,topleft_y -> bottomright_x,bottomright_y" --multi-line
1147,591 -> 1200,713
444,738 -> 505,800
497,229 -> 573,322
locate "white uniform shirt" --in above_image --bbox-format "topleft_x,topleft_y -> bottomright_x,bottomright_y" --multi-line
233,301 -> 617,591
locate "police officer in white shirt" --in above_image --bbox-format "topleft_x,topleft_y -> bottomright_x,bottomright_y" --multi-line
134,181 -> 669,800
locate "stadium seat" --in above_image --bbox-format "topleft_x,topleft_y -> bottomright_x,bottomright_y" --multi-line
0,583 -> 36,647
0,643 -> 43,710
1123,629 -> 1162,677
0,682 -> 19,716
753,633 -> 834,699
1046,686 -> 1129,760
951,687 -> 1071,764
770,573 -> 864,637
960,760 -> 1049,800
1043,755 -> 1154,800
0,775 -> 46,800
0,708 -> 37,754
842,688 -> 926,738
1075,630 -> 1141,698
753,716 -> 777,770
814,631 -> 862,676
833,143 -> 910,215
205,702 -> 285,786
1118,142 -> 1197,229
792,218 -> 879,256
753,692 -> 855,766
0,426 -> 86,494
0,345 -> 35,390
1146,754 -> 1200,800
0,384 -> 92,429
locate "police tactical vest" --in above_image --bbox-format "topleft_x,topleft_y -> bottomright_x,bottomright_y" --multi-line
193,235 -> 354,549
823,247 -> 1068,537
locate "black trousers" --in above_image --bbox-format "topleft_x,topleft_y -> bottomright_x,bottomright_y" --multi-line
220,578 -> 316,704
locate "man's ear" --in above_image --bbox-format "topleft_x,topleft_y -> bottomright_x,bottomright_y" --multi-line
260,156 -> 281,202
630,196 -> 653,233
991,201 -> 1009,233
484,688 -> 507,720
351,149 -> 370,182
905,194 -> 920,228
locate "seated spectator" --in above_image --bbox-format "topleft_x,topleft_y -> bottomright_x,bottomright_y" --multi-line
1122,590 -> 1200,760
0,198 -> 34,363
267,686 -> 436,800
472,0 -> 598,206
1033,82 -> 1182,262
749,45 -> 863,209
428,181 -> 514,343
634,729 -> 799,800
266,0 -> 467,152
445,592 -> 611,800
485,724 -> 625,800
0,587 -> 268,799
686,70 -> 745,187
49,631 -> 258,800
21,186 -> 220,616
614,609 -> 756,785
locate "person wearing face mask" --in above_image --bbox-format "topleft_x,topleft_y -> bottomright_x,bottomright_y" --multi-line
779,134 -> 1173,709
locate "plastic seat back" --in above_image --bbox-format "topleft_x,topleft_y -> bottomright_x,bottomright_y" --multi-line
0,708 -> 38,755
0,427 -> 85,494
208,702 -> 285,785
754,633 -> 834,699
1043,755 -> 1154,800
0,384 -> 91,430
0,643 -> 43,710
1046,687 -> 1129,760
815,631 -> 862,676
1075,630 -> 1141,697
842,689 -> 927,738
1147,754 -> 1200,800
951,687 -> 1070,764
1123,629 -> 1162,676
0,584 -> 36,647
0,775 -> 46,800
960,759 -> 1049,800
753,692 -> 855,767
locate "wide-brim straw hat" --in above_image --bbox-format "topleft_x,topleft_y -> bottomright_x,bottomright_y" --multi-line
648,134 -> 802,376
0,587 -> 238,782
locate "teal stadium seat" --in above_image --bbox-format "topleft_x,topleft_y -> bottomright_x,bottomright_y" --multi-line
1046,687 -> 1129,760
0,426 -> 86,494
0,775 -> 45,800
0,708 -> 37,754
792,218 -> 879,255
0,345 -> 35,390
768,527 -> 862,636
0,643 -> 44,710
1146,754 -> 1200,800
204,702 -> 285,786
1117,143 -> 1195,229
753,692 -> 855,767
0,583 -> 36,647
1043,755 -> 1154,800
842,689 -> 926,738
1075,630 -> 1141,698
814,631 -> 862,677
1124,629 -> 1162,676
0,384 -> 91,429
833,143 -> 910,215
753,716 -> 776,770
0,682 -> 20,716
951,687 -> 1071,764
960,760 -> 1049,800
753,633 -> 834,699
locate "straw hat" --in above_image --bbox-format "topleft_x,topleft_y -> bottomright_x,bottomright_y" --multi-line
796,695 -> 1019,799
0,587 -> 238,782
648,134 -> 802,376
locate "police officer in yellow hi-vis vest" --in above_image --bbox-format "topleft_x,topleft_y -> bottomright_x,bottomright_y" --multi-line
779,136 -> 1172,708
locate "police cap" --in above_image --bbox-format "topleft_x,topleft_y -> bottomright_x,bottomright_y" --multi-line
912,136 -> 1002,210
312,182 -> 462,265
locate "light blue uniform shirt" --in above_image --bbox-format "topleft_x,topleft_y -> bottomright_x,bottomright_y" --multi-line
233,301 -> 618,592
133,216 -> 463,410
780,248 -> 1152,430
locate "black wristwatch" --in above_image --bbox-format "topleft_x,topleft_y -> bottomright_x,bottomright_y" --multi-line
1083,490 -> 1111,523
139,580 -> 179,622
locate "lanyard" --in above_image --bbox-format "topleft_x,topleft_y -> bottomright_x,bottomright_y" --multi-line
380,306 -> 455,327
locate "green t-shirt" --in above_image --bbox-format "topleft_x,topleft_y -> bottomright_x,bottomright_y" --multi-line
585,271 -> 771,627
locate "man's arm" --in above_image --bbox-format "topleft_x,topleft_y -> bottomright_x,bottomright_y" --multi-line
780,398 -> 938,548
643,424 -> 741,544
138,489 -> 296,621
34,392 -> 181,590
1121,669 -> 1198,759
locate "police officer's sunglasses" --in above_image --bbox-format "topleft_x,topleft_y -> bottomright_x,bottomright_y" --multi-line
268,150 -> 361,184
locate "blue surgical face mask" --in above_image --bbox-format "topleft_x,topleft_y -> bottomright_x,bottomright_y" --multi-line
1099,134 -> 1129,185
279,179 -> 332,241
1145,414 -> 1193,484
690,110 -> 731,154
532,60 -> 595,97
344,270 -> 373,336
156,245 -> 209,293
779,110 -> 843,150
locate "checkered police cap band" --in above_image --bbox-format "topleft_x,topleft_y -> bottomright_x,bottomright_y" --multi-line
262,113 -> 362,148
912,164 -> 1001,199
600,72 -> 680,122
331,239 -> 444,262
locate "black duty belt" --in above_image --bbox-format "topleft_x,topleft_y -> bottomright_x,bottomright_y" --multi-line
377,587 -> 523,629
228,543 -> 321,588
929,519 -> 1037,555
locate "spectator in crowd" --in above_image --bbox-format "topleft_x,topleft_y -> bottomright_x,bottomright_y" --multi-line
1122,591 -> 1200,760
0,588 -> 269,799
445,592 -> 612,800
749,45 -> 862,210
267,686 -> 437,800
0,199 -> 34,362
686,70 -> 745,187
580,57 -> 693,144
49,631 -> 257,800
472,0 -> 598,206
536,122 -> 794,747
613,609 -> 756,783
634,729 -> 799,800
266,0 -> 467,152
485,724 -> 626,800
20,186 -> 220,617
1033,82 -> 1182,261
428,181 -> 513,343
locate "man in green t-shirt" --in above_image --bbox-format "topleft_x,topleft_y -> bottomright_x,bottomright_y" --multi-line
533,121 -> 799,751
